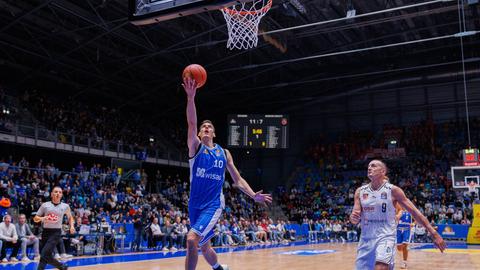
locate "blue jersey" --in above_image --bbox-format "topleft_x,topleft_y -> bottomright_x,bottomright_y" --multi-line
189,143 -> 226,209
398,211 -> 412,229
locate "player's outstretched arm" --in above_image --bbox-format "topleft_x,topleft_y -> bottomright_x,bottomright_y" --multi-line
224,149 -> 272,204
392,186 -> 446,252
350,188 -> 362,225
183,77 -> 200,157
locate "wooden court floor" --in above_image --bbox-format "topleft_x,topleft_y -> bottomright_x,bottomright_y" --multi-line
71,243 -> 480,270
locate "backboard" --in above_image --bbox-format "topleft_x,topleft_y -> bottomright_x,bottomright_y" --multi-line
451,166 -> 480,188
129,0 -> 244,25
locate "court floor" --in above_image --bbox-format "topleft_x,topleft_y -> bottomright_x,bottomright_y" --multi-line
3,242 -> 480,270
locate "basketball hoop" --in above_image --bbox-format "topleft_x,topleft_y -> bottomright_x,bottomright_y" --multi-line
221,0 -> 272,50
468,181 -> 478,194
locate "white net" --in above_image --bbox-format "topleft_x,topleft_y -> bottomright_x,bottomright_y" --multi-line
221,0 -> 272,50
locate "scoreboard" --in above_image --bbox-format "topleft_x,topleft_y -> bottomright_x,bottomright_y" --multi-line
228,114 -> 289,149
463,148 -> 479,166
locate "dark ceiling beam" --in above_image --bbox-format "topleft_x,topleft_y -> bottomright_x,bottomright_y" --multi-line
49,1 -> 153,52
0,0 -> 54,33
0,34 -> 152,103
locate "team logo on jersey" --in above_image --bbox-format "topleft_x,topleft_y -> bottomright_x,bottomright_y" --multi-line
203,149 -> 209,154
363,206 -> 375,212
381,192 -> 387,200
215,149 -> 221,156
45,213 -> 59,223
363,193 -> 369,200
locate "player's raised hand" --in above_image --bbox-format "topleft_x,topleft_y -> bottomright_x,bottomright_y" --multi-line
350,209 -> 361,224
253,190 -> 272,204
432,233 -> 447,253
182,77 -> 197,98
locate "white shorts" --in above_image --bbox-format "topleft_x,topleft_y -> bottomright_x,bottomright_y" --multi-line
355,237 -> 396,270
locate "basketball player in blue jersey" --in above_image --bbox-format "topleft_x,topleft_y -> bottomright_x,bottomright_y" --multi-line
183,78 -> 272,270
350,160 -> 446,270
396,206 -> 413,269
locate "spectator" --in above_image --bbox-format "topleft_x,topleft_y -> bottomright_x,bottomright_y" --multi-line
0,215 -> 20,262
16,214 -> 40,262
161,219 -> 176,251
100,218 -> 114,254
150,218 -> 164,250
132,210 -> 143,252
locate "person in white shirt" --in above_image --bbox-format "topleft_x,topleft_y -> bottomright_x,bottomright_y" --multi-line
150,218 -> 164,249
0,215 -> 20,262
332,221 -> 344,243
414,223 -> 427,243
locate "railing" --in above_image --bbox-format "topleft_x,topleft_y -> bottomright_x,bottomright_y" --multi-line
0,120 -> 188,168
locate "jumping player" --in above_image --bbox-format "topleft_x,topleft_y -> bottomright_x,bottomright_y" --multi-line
183,77 -> 272,270
350,160 -> 446,270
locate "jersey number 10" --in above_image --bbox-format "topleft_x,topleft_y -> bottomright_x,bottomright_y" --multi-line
213,160 -> 224,168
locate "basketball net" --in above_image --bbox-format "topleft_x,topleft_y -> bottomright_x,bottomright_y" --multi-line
221,0 -> 272,50
468,181 -> 478,193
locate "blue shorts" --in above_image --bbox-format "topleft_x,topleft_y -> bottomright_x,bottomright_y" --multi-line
396,228 -> 411,244
189,206 -> 223,246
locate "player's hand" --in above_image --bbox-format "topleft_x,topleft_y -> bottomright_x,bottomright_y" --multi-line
253,190 -> 272,204
182,77 -> 197,98
350,209 -> 361,224
432,233 -> 446,252
70,226 -> 76,234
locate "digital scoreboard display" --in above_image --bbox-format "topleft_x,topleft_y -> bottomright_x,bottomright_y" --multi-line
463,148 -> 479,166
228,114 -> 289,149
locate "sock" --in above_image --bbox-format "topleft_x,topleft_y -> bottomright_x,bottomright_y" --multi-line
212,263 -> 223,270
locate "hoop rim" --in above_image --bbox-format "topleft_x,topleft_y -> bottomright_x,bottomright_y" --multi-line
222,0 -> 272,16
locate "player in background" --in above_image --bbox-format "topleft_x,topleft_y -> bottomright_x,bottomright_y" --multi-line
350,160 -> 446,270
396,205 -> 413,269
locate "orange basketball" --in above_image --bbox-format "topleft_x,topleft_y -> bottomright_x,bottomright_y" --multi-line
182,64 -> 207,88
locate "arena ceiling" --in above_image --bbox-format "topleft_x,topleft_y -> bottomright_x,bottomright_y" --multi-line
0,0 -> 479,123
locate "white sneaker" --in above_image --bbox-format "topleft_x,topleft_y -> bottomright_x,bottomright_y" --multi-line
33,256 -> 40,261
61,253 -> 73,258
170,247 -> 177,251
400,261 -> 407,269
1,258 -> 8,263
10,257 -> 18,263
21,257 -> 31,263
221,264 -> 230,270
54,254 -> 61,260
162,247 -> 169,251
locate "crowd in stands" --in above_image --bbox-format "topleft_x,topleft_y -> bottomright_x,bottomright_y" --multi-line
21,90 -> 160,149
0,89 -> 189,159
279,118 -> 480,242
0,115 -> 477,262
0,154 -> 279,262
